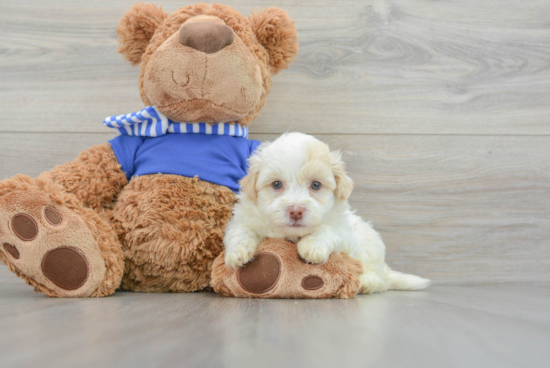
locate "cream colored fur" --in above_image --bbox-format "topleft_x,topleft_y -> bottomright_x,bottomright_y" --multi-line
224,132 -> 431,293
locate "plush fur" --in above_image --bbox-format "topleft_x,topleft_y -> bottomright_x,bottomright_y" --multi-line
136,3 -> 298,126
0,3 -> 298,297
249,8 -> 300,74
0,173 -> 124,297
211,238 -> 362,299
224,133 -> 431,294
116,174 -> 235,292
117,3 -> 169,65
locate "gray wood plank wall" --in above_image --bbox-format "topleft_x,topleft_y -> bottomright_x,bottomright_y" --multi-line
1,0 -> 549,285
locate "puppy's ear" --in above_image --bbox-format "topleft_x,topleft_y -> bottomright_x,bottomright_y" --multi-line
240,155 -> 261,202
331,150 -> 354,201
117,3 -> 168,65
249,8 -> 299,75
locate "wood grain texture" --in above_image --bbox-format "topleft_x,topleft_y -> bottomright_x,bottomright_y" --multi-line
1,133 -> 548,285
1,0 -> 550,134
0,284 -> 549,368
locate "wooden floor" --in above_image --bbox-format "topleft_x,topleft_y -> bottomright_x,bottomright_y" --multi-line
1,0 -> 550,366
1,280 -> 549,368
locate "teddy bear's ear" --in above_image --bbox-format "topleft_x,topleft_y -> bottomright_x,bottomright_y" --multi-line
249,8 -> 299,75
116,3 -> 168,65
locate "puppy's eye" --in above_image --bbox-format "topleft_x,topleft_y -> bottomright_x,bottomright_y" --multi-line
272,181 -> 283,190
311,181 -> 322,190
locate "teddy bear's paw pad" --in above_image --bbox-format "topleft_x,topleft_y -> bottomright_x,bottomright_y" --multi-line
0,191 -> 106,297
11,213 -> 39,240
237,252 -> 281,294
301,275 -> 324,291
41,247 -> 89,290
3,243 -> 20,259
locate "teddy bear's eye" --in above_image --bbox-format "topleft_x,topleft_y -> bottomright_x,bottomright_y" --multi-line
272,181 -> 283,190
311,181 -> 322,190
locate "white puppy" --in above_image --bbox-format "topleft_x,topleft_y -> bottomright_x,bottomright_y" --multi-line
224,132 -> 430,293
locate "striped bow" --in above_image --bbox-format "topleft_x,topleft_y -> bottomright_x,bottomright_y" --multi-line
103,106 -> 249,138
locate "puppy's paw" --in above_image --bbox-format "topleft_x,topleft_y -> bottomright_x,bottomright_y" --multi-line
297,236 -> 332,264
224,237 -> 259,269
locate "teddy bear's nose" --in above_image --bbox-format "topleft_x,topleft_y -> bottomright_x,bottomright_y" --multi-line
178,22 -> 235,54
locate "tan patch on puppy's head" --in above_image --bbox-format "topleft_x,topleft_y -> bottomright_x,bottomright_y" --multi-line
301,139 -> 354,201
240,148 -> 263,202
330,150 -> 354,201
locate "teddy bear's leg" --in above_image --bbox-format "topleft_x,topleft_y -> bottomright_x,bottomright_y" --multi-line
0,143 -> 127,297
211,238 -> 363,299
0,176 -> 124,297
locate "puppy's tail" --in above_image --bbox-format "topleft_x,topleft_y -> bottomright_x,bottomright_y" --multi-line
387,269 -> 431,291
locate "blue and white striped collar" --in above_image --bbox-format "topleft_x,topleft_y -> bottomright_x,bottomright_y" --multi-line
103,106 -> 249,138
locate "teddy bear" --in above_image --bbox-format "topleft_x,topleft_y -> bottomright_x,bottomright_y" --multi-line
0,2 -> 300,297
0,2 -> 363,299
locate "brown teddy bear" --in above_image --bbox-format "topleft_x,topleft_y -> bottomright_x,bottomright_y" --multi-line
0,3 -> 362,298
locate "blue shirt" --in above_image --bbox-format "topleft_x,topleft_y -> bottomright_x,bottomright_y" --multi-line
109,134 -> 261,193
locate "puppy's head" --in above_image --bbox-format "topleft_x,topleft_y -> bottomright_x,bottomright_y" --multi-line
241,132 -> 354,236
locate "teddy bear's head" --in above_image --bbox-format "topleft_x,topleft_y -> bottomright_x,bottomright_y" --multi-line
116,3 -> 298,126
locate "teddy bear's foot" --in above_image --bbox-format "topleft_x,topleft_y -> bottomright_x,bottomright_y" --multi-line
212,238 -> 363,299
0,182 -> 123,297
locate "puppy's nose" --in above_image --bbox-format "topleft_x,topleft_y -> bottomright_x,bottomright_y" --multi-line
178,22 -> 235,54
289,205 -> 305,220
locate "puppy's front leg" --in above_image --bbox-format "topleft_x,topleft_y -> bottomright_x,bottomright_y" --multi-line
224,223 -> 262,268
298,225 -> 341,264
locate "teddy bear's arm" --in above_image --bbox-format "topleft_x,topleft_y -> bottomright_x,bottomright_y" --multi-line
49,143 -> 128,210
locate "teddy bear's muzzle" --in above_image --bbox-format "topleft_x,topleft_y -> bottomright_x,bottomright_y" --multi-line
142,22 -> 263,125
179,22 -> 235,54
